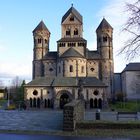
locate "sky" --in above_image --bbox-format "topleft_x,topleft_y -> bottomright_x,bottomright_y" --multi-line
0,0 -> 139,86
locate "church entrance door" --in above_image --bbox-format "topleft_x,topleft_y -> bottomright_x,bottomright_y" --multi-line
60,93 -> 70,109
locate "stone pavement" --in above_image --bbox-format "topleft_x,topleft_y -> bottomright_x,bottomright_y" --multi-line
85,111 -> 140,121
0,110 -> 63,131
0,110 -> 139,132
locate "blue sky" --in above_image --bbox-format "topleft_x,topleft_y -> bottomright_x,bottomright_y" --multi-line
0,0 -> 139,85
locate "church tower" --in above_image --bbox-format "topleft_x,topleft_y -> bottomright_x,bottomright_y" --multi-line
32,21 -> 50,79
57,5 -> 87,57
96,18 -> 114,98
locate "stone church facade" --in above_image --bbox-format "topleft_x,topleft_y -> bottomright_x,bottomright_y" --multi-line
24,6 -> 114,109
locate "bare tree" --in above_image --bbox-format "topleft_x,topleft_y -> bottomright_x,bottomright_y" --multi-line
0,80 -> 4,87
11,76 -> 22,88
120,0 -> 140,60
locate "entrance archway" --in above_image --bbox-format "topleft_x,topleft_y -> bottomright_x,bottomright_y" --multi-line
60,93 -> 70,109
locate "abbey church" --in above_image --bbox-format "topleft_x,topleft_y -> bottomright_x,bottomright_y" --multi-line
24,5 -> 114,109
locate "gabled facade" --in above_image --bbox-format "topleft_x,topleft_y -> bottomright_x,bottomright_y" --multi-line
24,6 -> 114,109
121,63 -> 140,100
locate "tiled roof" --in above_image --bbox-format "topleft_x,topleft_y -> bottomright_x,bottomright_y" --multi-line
25,77 -> 107,87
122,63 -> 140,72
60,48 -> 84,58
86,50 -> 101,59
43,51 -> 57,60
33,20 -> 50,33
26,77 -> 54,86
57,37 -> 86,42
96,18 -> 113,31
62,6 -> 82,24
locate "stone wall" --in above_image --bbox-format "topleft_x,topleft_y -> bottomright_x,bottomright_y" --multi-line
63,100 -> 84,131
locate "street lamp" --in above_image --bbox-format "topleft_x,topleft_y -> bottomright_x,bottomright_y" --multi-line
7,87 -> 10,107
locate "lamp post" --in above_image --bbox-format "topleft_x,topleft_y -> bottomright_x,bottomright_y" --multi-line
7,87 -> 10,107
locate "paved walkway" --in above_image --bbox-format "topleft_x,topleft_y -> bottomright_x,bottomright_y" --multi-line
0,110 -> 139,131
0,110 -> 63,131
85,111 -> 140,121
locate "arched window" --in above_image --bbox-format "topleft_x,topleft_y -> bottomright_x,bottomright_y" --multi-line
33,98 -> 37,107
70,16 -> 74,21
66,29 -> 70,36
70,65 -> 73,72
94,98 -> 98,108
48,99 -> 51,108
81,66 -> 84,73
74,28 -> 78,35
30,98 -> 32,107
44,99 -> 47,108
37,98 -> 40,108
103,36 -> 107,42
45,39 -> 47,44
98,98 -> 102,109
38,38 -> 42,44
90,98 -> 94,108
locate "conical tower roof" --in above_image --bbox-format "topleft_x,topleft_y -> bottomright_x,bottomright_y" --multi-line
33,20 -> 50,33
96,18 -> 113,31
61,5 -> 82,24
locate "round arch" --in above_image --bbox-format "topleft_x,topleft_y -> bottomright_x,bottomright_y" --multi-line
57,90 -> 73,109
90,98 -> 94,108
94,98 -> 98,108
98,98 -> 102,109
29,98 -> 32,107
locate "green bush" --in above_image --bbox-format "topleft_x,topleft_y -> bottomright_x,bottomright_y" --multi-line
109,101 -> 140,112
77,121 -> 140,129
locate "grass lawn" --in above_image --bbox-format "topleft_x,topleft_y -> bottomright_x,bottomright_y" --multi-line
109,101 -> 140,112
76,129 -> 140,138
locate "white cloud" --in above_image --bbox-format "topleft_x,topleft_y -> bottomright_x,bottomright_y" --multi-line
0,52 -> 32,85
0,62 -> 32,78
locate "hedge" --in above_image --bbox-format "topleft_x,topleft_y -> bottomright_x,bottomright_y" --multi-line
76,121 -> 140,129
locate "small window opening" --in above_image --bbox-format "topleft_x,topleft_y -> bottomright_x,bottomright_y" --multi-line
93,90 -> 99,96
74,29 -> 78,35
66,30 -> 70,36
90,68 -> 95,72
81,66 -> 84,73
33,90 -> 38,96
38,38 -> 42,44
49,68 -> 53,72
70,16 -> 74,21
103,36 -> 107,42
70,65 -> 73,72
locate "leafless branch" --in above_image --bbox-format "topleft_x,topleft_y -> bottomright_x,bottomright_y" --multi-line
120,0 -> 140,60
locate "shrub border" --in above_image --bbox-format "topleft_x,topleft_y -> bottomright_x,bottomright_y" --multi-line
76,121 -> 140,129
